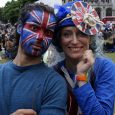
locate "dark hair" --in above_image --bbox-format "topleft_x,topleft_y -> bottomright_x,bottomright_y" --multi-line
16,2 -> 55,45
18,2 -> 54,25
52,28 -> 63,52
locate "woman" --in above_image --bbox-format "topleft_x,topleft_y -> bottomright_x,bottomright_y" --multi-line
52,1 -> 115,115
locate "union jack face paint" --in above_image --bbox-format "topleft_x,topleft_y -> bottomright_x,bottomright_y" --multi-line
19,8 -> 57,56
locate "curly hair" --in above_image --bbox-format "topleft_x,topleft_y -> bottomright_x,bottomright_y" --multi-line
18,2 -> 54,25
90,35 -> 104,57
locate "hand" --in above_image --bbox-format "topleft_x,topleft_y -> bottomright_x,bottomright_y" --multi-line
77,50 -> 95,74
10,109 -> 37,115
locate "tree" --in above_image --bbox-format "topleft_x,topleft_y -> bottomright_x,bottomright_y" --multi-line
0,7 -> 4,21
0,0 -> 37,24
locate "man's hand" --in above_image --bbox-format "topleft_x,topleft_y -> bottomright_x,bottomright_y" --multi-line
10,109 -> 37,115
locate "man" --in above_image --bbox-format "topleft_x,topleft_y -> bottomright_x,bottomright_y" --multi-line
0,3 -> 67,115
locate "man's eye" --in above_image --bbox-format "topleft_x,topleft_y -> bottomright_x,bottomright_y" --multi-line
31,25 -> 38,31
45,30 -> 53,37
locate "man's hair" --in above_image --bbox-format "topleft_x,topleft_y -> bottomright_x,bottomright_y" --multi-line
18,2 -> 54,25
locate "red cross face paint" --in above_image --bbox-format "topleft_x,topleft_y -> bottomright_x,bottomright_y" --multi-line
19,8 -> 57,56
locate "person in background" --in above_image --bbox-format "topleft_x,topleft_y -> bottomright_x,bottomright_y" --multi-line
109,21 -> 113,31
0,2 -> 67,115
52,1 -> 115,115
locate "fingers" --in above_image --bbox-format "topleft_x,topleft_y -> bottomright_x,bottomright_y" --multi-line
83,50 -> 95,65
10,109 -> 37,115
77,50 -> 95,74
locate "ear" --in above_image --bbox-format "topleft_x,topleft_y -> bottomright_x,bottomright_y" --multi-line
17,24 -> 23,35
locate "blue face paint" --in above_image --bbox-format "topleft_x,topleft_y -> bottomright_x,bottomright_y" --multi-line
19,8 -> 57,56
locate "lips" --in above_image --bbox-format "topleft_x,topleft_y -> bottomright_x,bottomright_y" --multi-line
68,46 -> 83,52
32,45 -> 42,50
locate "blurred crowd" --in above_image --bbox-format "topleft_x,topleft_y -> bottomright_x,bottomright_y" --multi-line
0,21 -> 115,61
102,21 -> 115,52
0,23 -> 18,60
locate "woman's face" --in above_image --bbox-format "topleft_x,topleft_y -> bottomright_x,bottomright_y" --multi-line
60,26 -> 90,60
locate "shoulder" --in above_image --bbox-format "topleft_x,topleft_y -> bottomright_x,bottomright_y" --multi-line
48,66 -> 66,85
95,57 -> 115,69
94,57 -> 115,80
0,61 -> 11,70
40,63 -> 66,85
41,65 -> 67,96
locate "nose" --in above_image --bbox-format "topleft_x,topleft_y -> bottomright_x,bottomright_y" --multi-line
37,29 -> 45,42
71,33 -> 79,44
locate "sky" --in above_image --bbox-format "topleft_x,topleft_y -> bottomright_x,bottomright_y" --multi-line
0,0 -> 62,8
0,0 -> 115,8
0,0 -> 12,7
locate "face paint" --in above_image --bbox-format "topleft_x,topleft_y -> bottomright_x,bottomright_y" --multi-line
19,8 -> 57,56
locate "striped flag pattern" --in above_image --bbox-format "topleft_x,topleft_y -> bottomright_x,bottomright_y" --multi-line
71,1 -> 100,35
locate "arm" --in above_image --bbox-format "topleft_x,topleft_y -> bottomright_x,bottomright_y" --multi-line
10,109 -> 37,115
39,72 -> 67,115
73,58 -> 115,115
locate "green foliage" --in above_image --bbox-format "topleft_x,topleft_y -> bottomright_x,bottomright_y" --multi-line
105,52 -> 115,62
0,0 -> 37,24
3,1 -> 20,24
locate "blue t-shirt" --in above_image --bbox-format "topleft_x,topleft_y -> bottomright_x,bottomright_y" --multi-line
0,61 -> 67,115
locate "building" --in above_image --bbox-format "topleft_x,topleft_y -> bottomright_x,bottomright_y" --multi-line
62,0 -> 115,19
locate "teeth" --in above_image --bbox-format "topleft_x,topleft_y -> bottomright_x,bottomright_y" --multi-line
70,47 -> 81,51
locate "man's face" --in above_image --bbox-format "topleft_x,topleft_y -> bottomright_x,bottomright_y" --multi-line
19,8 -> 56,56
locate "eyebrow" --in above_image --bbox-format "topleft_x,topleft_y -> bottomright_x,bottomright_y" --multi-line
62,29 -> 72,32
26,21 -> 41,26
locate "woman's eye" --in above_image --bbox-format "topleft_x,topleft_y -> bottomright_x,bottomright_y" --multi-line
62,32 -> 71,38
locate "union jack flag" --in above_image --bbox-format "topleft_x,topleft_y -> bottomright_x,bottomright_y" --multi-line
71,1 -> 100,35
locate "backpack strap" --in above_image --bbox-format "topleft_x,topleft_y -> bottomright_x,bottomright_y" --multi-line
53,64 -> 78,114
53,64 -> 73,91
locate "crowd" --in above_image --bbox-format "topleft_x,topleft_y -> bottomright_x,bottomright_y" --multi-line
0,23 -> 18,60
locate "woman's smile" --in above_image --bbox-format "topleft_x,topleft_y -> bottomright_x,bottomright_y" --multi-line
68,46 -> 84,52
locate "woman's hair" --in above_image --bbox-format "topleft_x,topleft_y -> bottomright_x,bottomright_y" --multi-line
90,35 -> 104,57
52,27 -> 104,57
52,28 -> 62,52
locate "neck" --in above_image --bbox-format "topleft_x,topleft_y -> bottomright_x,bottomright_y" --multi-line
65,58 -> 79,74
13,45 -> 42,66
